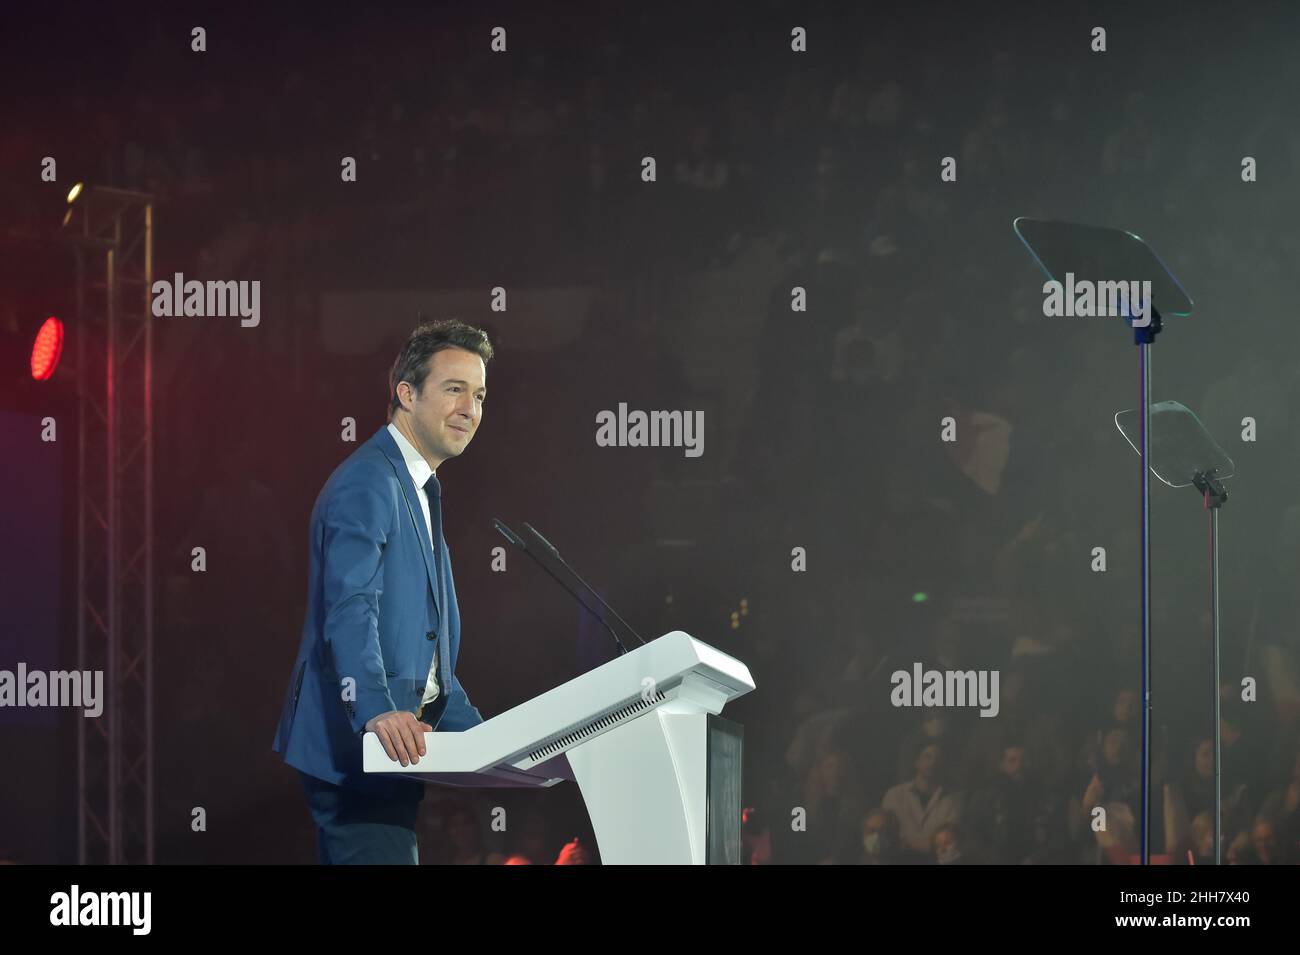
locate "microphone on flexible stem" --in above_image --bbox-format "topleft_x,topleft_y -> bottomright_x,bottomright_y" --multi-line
522,522 -> 647,648
492,518 -> 642,657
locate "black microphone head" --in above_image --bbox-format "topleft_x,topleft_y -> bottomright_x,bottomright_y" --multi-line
491,518 -> 528,549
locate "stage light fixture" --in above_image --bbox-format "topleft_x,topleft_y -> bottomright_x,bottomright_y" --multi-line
30,316 -> 64,381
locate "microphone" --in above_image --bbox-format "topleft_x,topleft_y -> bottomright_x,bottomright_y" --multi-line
491,518 -> 646,657
492,519 -> 527,550
520,522 -> 647,650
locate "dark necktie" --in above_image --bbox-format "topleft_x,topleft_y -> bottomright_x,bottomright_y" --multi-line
423,473 -> 443,579
419,473 -> 444,720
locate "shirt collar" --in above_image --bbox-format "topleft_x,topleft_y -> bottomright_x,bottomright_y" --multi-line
387,422 -> 434,489
911,782 -> 942,806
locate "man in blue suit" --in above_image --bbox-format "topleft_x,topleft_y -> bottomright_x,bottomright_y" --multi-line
273,319 -> 492,864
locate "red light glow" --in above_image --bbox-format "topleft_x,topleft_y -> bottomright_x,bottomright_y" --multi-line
31,317 -> 64,381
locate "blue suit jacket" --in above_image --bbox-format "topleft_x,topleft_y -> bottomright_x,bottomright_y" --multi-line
272,425 -> 484,795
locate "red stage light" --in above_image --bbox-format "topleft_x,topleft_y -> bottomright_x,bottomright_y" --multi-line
30,317 -> 64,381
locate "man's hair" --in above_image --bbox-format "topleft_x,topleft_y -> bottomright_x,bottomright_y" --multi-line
388,319 -> 494,420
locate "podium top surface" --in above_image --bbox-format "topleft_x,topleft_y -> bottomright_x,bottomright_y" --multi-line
362,630 -> 754,783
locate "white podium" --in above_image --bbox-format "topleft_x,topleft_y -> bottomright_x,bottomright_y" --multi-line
362,630 -> 755,864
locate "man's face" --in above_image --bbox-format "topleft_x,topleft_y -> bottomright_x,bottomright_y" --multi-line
818,752 -> 842,790
1251,821 -> 1275,860
1193,818 -> 1215,858
861,812 -> 888,856
1001,746 -> 1025,781
1114,689 -> 1137,724
933,828 -> 959,862
1195,739 -> 1214,779
401,347 -> 486,466
917,744 -> 939,779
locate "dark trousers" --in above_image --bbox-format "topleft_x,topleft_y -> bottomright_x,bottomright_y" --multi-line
299,771 -> 425,865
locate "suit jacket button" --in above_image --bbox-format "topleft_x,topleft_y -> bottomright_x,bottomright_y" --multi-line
426,631 -> 436,641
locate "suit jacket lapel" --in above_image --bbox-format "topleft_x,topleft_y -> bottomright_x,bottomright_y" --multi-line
375,426 -> 441,621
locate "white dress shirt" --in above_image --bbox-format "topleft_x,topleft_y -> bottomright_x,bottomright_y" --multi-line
387,422 -> 440,707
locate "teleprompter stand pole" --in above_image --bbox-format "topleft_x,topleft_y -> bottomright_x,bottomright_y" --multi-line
1193,468 -> 1228,864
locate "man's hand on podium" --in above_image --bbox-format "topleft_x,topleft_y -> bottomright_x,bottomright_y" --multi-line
365,710 -> 434,766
